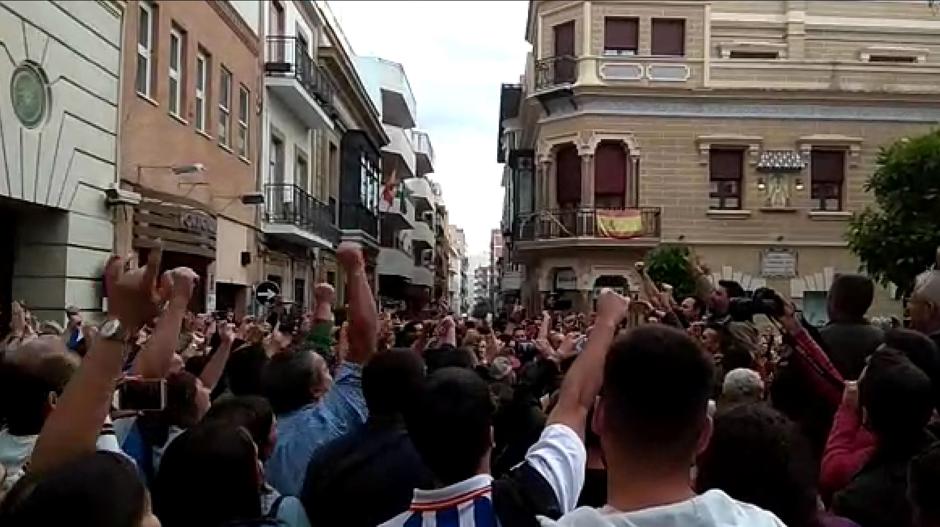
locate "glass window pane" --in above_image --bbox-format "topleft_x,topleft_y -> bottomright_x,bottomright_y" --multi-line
138,7 -> 150,48
709,197 -> 721,209
239,89 -> 248,121
196,57 -> 205,89
726,197 -> 739,209
170,34 -> 179,70
169,78 -> 178,113
136,55 -> 148,93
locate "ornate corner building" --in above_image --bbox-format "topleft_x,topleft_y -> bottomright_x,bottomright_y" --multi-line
497,0 -> 940,321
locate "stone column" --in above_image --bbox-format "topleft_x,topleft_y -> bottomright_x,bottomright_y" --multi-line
580,153 -> 594,208
627,155 -> 639,208
546,159 -> 557,211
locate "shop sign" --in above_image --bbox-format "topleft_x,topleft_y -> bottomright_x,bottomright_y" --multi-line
180,211 -> 217,235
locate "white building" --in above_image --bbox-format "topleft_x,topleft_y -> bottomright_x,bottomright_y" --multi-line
356,56 -> 439,312
0,0 -> 123,323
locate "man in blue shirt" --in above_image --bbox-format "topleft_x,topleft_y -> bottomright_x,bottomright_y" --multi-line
262,242 -> 377,496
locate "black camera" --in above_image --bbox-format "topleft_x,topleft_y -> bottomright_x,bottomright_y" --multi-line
727,287 -> 786,322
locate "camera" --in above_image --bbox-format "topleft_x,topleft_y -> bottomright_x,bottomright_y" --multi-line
727,287 -> 786,322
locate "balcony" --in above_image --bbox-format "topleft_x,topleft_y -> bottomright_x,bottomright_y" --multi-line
264,36 -> 336,129
380,193 -> 414,233
405,177 -> 434,209
378,246 -> 413,280
339,202 -> 379,241
534,55 -> 577,92
412,130 -> 435,177
263,183 -> 338,248
412,220 -> 434,249
514,207 -> 661,251
596,55 -> 703,87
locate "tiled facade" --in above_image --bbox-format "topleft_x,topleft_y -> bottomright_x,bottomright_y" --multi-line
500,0 -> 940,321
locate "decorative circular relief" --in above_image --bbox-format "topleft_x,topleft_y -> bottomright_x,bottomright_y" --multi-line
10,63 -> 49,129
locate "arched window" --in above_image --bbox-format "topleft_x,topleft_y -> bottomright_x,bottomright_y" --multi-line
594,141 -> 627,209
555,143 -> 581,209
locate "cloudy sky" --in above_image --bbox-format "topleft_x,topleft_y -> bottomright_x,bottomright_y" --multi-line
328,0 -> 530,256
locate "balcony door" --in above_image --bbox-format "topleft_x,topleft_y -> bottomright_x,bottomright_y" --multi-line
269,0 -> 285,60
270,135 -> 287,219
553,21 -> 576,84
595,141 -> 627,209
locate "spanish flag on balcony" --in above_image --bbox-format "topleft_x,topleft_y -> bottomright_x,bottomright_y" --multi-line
596,209 -> 643,239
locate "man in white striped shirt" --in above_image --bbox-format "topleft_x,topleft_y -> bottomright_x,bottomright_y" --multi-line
379,290 -> 631,527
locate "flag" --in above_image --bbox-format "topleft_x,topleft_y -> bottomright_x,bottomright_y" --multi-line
596,209 -> 644,239
380,164 -> 399,212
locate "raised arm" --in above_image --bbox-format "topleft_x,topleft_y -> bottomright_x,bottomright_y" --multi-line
30,253 -> 163,475
198,322 -> 235,391
337,242 -> 376,364
132,267 -> 197,378
548,289 -> 629,440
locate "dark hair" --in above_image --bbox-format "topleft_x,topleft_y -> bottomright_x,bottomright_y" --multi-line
909,441 -> 940,527
696,404 -> 820,527
860,349 -> 933,447
226,343 -> 269,396
138,371 -> 201,448
600,325 -> 714,467
828,274 -> 875,320
202,395 -> 275,461
718,280 -> 746,299
363,349 -> 426,418
261,349 -> 323,414
884,329 -> 940,410
0,339 -> 78,435
424,344 -> 476,373
153,423 -> 262,527
408,367 -> 493,485
0,451 -> 146,527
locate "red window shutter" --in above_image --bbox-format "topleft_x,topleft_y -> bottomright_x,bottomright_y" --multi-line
556,144 -> 581,206
594,141 -> 627,196
604,18 -> 638,51
651,19 -> 685,56
811,150 -> 845,183
554,21 -> 575,57
709,149 -> 743,181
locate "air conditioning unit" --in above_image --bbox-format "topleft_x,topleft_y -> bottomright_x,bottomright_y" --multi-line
420,249 -> 433,266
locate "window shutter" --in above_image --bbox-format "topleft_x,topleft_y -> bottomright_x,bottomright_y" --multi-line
811,150 -> 845,183
604,18 -> 638,51
709,149 -> 743,181
556,144 -> 581,206
651,19 -> 685,56
594,141 -> 627,196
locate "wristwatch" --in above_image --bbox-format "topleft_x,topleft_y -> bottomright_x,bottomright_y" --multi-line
99,318 -> 127,343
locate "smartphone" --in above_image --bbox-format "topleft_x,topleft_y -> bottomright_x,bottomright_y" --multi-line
113,379 -> 167,412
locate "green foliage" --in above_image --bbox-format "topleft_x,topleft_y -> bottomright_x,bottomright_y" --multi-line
644,245 -> 696,299
847,129 -> 940,297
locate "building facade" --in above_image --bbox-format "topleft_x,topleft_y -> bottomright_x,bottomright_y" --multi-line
356,56 -> 439,313
0,0 -> 124,324
499,0 -> 940,321
119,0 -> 262,316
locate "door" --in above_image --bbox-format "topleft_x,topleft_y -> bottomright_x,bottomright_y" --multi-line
270,136 -> 286,219
269,0 -> 285,60
553,21 -> 576,84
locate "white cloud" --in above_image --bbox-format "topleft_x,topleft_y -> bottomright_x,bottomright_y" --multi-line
328,0 -> 530,255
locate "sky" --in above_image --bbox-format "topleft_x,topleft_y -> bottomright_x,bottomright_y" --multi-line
328,0 -> 530,256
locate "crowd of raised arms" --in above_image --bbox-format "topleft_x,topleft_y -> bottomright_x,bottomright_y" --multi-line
3,241 -> 940,527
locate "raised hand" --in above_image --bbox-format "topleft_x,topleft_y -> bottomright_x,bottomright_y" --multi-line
596,288 -> 630,325
314,283 -> 336,305
104,245 -> 164,331
337,241 -> 364,271
219,322 -> 236,345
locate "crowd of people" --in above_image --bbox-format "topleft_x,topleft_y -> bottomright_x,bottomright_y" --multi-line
2,240 -> 940,527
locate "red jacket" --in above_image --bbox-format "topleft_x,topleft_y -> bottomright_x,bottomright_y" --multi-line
819,396 -> 876,501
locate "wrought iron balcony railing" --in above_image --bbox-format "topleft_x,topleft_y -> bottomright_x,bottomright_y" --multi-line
264,35 -> 335,113
534,55 -> 577,91
514,207 -> 661,242
264,183 -> 339,244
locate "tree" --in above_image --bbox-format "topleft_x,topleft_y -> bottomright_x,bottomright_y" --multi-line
644,245 -> 697,299
847,129 -> 940,297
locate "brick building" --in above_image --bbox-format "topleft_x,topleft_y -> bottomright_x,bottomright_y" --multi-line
498,0 -> 940,322
118,0 -> 262,315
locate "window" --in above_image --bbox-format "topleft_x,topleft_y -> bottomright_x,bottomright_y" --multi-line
168,25 -> 185,117
237,85 -> 249,158
594,141 -> 627,209
296,150 -> 309,191
136,2 -> 156,97
294,278 -> 306,309
709,149 -> 744,210
555,144 -> 581,208
604,17 -> 638,56
218,67 -> 231,147
868,55 -> 917,63
729,50 -> 778,59
360,154 -> 378,212
811,150 -> 845,211
651,18 -> 685,57
195,50 -> 209,133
